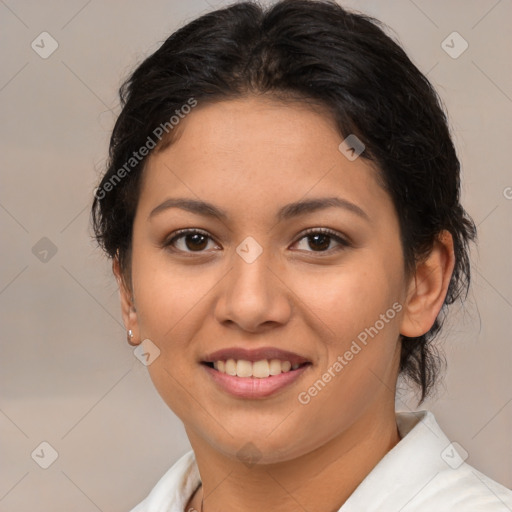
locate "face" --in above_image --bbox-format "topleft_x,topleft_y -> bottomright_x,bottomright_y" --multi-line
123,96 -> 411,463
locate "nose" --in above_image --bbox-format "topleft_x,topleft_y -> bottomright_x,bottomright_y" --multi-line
214,243 -> 293,333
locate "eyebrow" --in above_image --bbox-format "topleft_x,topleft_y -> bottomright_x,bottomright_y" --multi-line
148,196 -> 369,222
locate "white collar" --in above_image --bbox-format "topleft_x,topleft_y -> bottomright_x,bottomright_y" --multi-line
131,410 -> 512,512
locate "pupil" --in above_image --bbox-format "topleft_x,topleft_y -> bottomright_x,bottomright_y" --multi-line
310,234 -> 329,251
187,234 -> 207,251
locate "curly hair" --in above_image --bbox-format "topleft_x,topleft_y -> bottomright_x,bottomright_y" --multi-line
91,0 -> 476,403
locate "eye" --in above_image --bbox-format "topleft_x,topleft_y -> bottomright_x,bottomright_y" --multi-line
293,228 -> 350,253
163,229 -> 219,253
163,227 -> 350,255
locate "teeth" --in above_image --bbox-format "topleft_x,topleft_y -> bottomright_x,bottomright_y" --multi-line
236,359 -> 252,378
212,358 -> 302,378
269,359 -> 282,375
252,360 -> 270,378
225,359 -> 237,376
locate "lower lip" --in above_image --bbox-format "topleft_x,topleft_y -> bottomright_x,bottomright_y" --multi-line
202,364 -> 310,399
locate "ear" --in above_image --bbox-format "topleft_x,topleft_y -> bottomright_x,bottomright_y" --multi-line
113,256 -> 141,346
400,230 -> 456,337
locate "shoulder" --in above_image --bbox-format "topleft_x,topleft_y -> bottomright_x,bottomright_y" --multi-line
410,460 -> 512,511
395,411 -> 512,511
342,410 -> 512,512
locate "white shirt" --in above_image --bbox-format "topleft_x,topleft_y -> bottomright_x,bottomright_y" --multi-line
129,410 -> 512,511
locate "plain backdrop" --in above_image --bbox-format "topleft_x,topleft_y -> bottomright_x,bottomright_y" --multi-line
1,0 -> 511,510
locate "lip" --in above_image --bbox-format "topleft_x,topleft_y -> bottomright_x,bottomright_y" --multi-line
202,363 -> 310,399
201,346 -> 310,365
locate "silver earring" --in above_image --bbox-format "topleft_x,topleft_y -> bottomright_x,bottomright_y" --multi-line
127,329 -> 134,343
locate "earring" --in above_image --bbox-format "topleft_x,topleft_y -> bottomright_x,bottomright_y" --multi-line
127,329 -> 134,343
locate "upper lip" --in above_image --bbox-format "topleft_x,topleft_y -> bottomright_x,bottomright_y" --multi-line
202,346 -> 310,365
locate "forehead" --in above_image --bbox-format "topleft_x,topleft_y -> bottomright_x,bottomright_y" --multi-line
155,95 -> 342,163
138,96 -> 393,223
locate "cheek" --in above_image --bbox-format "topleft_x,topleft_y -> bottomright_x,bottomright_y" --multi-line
131,247 -> 219,341
294,259 -> 399,338
303,268 -> 402,380
291,283 -> 403,453
295,254 -> 404,399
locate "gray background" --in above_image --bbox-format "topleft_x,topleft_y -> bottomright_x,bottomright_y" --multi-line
1,0 -> 511,510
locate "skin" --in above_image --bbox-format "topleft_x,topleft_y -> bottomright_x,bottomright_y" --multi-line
114,95 -> 455,512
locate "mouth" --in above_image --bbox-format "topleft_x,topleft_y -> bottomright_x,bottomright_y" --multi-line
201,346 -> 311,378
200,347 -> 312,398
201,359 -> 310,378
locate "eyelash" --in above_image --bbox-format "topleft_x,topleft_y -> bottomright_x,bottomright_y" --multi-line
162,227 -> 351,255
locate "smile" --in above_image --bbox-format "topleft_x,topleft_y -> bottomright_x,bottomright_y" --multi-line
206,358 -> 306,378
201,347 -> 312,398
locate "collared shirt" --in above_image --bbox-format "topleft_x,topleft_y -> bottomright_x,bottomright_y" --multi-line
129,410 -> 512,512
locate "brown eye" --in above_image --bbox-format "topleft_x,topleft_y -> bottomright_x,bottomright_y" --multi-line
164,229 -> 217,253
294,228 -> 350,253
182,232 -> 209,251
306,233 -> 331,251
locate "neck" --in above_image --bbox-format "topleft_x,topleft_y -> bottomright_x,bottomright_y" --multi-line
185,406 -> 400,512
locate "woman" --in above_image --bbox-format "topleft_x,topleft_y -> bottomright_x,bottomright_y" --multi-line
91,1 -> 512,510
